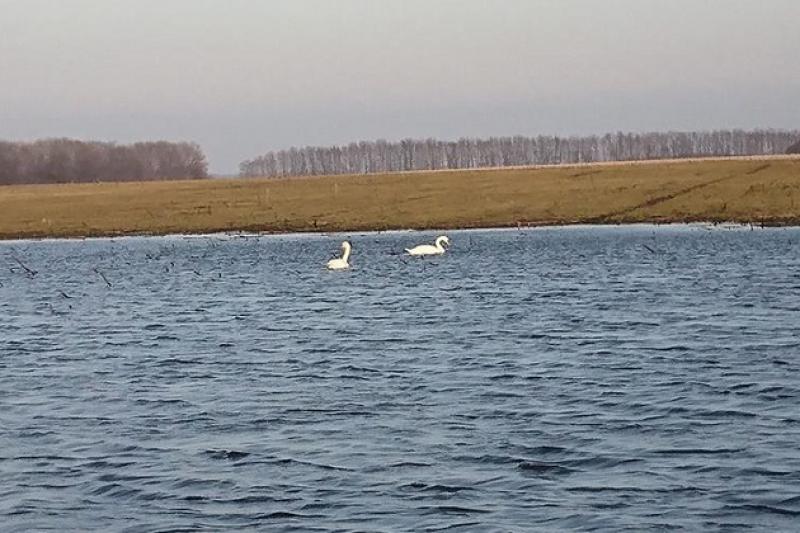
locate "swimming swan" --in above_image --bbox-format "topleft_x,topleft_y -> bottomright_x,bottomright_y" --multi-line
327,241 -> 352,270
406,235 -> 450,256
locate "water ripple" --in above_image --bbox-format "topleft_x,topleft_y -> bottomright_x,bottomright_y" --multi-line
1,226 -> 799,531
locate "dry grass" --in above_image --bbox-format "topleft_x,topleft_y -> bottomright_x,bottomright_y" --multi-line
1,157 -> 799,239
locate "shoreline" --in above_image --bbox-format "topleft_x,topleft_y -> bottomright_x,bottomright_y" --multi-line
0,220 -> 796,244
2,157 -> 799,241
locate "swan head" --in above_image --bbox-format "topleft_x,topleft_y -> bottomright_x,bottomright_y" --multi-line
437,235 -> 451,248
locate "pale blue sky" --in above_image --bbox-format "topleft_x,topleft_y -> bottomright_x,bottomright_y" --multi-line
1,0 -> 798,173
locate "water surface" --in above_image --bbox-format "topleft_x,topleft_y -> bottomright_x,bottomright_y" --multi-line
1,226 -> 799,531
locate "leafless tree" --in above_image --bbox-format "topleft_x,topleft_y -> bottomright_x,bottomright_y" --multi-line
0,139 -> 209,185
239,129 -> 800,178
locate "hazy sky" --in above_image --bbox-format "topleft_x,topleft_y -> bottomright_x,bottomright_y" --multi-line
1,0 -> 798,173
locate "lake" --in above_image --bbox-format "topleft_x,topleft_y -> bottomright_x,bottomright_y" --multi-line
1,226 -> 799,531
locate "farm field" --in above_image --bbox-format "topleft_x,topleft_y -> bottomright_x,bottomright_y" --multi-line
1,156 -> 799,239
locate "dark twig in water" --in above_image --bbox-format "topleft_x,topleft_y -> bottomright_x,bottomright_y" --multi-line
93,267 -> 112,288
11,255 -> 38,277
58,290 -> 73,299
642,244 -> 657,254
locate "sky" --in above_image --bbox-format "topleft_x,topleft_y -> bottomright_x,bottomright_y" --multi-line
1,0 -> 798,173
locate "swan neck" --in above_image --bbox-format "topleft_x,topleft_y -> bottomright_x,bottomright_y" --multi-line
342,243 -> 351,262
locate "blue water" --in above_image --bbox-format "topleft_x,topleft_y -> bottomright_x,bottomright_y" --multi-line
1,226 -> 799,532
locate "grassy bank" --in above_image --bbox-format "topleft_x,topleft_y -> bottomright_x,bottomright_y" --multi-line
1,157 -> 799,239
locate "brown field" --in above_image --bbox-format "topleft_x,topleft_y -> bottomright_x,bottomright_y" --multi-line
1,157 -> 799,239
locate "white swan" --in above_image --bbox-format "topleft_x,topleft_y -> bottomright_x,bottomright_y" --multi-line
326,241 -> 352,270
405,235 -> 450,256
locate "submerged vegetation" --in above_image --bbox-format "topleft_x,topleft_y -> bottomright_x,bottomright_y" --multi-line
1,157 -> 798,240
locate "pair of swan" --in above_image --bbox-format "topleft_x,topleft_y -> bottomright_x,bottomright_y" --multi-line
326,235 -> 451,270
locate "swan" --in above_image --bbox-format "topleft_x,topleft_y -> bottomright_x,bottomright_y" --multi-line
326,241 -> 352,270
405,235 -> 450,256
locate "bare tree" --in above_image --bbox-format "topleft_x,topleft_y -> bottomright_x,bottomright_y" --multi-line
0,139 -> 209,185
239,129 -> 800,178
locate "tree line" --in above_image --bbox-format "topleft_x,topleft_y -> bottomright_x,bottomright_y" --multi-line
0,139 -> 208,185
239,129 -> 800,178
